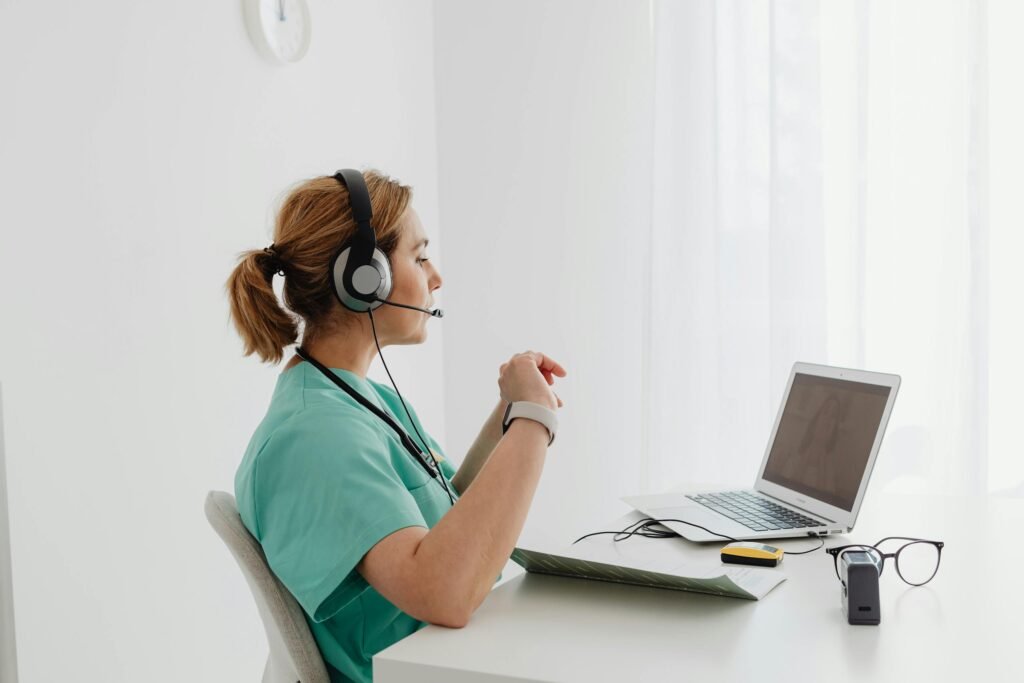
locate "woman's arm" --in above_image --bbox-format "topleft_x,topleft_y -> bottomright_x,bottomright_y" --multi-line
450,399 -> 506,495
357,351 -> 565,628
358,418 -> 550,627
453,376 -> 564,494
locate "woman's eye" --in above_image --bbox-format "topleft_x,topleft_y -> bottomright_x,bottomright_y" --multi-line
417,257 -> 430,266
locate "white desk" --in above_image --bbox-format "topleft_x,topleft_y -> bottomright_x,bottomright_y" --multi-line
375,492 -> 1024,682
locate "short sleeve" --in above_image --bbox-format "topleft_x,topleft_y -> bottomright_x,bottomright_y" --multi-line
251,408 -> 428,622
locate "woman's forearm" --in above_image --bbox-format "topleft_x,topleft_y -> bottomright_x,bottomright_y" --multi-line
451,399 -> 506,495
363,353 -> 565,627
414,419 -> 549,623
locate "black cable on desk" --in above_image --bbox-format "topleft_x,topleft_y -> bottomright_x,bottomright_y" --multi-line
573,517 -> 826,555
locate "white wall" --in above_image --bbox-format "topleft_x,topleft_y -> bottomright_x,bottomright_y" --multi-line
433,1 -> 656,544
0,2 -> 444,680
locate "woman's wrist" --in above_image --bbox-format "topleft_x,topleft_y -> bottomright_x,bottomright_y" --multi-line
503,402 -> 557,445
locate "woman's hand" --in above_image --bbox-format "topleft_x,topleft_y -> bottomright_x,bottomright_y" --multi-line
498,351 -> 567,410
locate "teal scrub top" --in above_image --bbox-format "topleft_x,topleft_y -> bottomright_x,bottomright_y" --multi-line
234,361 -> 459,683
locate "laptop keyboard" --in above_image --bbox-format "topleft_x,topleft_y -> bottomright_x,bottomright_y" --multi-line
686,491 -> 825,531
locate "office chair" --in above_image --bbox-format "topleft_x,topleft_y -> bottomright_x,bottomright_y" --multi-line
205,491 -> 330,683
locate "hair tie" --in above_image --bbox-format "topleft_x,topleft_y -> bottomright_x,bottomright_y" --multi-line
262,244 -> 286,277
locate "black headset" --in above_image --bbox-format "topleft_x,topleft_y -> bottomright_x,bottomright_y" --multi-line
330,169 -> 394,313
329,169 -> 443,318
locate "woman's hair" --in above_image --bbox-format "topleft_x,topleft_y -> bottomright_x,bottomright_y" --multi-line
226,170 -> 412,364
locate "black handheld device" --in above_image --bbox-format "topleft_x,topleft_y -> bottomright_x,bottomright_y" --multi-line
840,551 -> 881,625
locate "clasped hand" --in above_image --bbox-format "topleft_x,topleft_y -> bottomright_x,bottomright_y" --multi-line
498,350 -> 567,410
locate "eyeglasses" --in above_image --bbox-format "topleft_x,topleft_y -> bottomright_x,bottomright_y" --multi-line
826,536 -> 945,587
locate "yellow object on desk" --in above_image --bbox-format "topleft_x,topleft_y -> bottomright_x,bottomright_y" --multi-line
721,541 -> 785,567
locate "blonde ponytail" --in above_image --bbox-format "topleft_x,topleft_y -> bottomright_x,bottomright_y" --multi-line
226,248 -> 298,364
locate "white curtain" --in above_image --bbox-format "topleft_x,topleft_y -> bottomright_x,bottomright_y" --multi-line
646,0 -> 1023,497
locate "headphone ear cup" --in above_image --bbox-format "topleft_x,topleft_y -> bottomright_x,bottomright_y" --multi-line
331,246 -> 393,313
368,247 -> 393,302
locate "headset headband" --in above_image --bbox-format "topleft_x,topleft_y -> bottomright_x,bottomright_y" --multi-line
333,169 -> 377,303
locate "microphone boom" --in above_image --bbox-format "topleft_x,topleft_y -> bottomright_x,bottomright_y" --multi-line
379,299 -> 444,318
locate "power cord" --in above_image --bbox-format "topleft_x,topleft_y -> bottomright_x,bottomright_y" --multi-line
573,517 -> 826,555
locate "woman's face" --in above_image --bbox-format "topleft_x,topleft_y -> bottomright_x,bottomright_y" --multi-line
378,207 -> 442,345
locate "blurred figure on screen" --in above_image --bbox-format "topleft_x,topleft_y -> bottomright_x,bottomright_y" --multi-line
781,394 -> 842,493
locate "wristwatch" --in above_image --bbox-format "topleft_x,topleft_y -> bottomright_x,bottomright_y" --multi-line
502,401 -> 558,446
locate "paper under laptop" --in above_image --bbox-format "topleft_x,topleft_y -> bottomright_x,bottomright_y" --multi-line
623,363 -> 901,543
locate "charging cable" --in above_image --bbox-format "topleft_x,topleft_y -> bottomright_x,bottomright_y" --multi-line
573,517 -> 825,555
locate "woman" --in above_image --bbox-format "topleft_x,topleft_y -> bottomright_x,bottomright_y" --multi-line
226,170 -> 565,683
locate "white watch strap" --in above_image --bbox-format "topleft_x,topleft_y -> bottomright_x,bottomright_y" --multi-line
503,401 -> 558,446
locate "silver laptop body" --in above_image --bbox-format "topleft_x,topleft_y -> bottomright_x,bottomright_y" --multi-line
623,362 -> 901,542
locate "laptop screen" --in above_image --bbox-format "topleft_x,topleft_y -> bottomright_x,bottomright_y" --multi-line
761,373 -> 892,511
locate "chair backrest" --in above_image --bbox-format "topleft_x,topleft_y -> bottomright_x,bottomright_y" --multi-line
205,491 -> 330,683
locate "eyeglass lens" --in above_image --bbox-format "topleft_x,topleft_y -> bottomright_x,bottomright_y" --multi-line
894,541 -> 940,585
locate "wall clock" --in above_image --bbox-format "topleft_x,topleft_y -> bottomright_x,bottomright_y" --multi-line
244,0 -> 312,64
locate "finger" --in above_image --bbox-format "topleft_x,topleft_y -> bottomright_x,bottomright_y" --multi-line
530,352 -> 567,377
540,369 -> 554,385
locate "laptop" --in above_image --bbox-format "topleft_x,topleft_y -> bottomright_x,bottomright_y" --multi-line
623,362 -> 901,542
